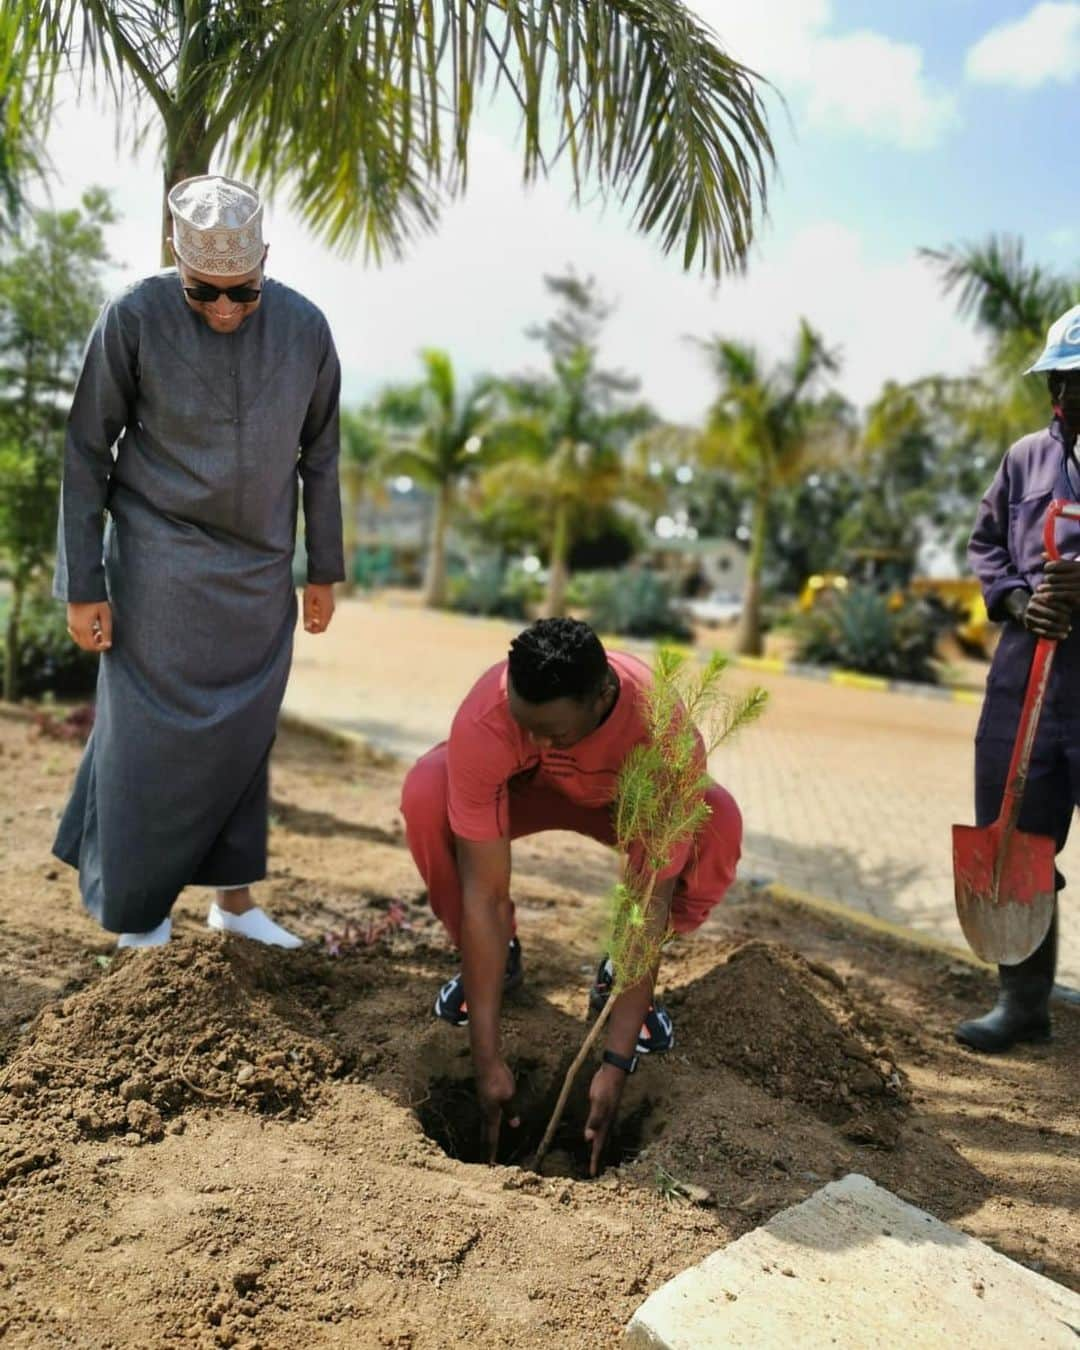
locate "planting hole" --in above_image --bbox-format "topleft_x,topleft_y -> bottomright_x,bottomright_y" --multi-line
416,1060 -> 654,1177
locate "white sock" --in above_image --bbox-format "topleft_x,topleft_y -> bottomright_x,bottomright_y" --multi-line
116,916 -> 173,949
206,902 -> 303,949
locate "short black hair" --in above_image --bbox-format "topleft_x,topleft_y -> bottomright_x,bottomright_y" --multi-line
507,619 -> 609,704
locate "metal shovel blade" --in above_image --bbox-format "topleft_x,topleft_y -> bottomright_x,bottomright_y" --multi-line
952,822 -> 1056,964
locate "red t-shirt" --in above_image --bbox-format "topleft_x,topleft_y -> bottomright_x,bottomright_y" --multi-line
446,650 -> 705,876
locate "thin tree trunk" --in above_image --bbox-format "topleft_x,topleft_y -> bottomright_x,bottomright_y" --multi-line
4,575 -> 24,704
160,118 -> 213,266
734,487 -> 769,657
534,996 -> 616,1170
340,464 -> 363,596
544,499 -> 571,617
423,482 -> 452,608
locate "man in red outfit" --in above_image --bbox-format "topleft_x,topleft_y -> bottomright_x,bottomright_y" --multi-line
400,618 -> 742,1168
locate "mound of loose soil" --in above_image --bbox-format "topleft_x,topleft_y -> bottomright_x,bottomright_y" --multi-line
0,937 -> 352,1144
679,940 -> 909,1147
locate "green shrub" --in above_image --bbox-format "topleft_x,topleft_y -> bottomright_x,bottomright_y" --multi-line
2,593 -> 99,699
447,558 -> 542,620
792,586 -> 945,684
585,569 -> 692,641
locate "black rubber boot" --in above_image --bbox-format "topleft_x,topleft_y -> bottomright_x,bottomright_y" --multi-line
955,909 -> 1057,1053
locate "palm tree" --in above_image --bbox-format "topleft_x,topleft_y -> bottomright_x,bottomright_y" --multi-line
14,2 -> 773,271
338,406 -> 389,593
923,235 -> 1076,445
476,271 -> 656,616
481,353 -> 656,617
694,321 -> 850,656
378,349 -> 496,608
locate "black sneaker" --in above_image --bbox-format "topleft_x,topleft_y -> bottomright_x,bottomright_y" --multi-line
588,955 -> 675,1055
433,937 -> 523,1027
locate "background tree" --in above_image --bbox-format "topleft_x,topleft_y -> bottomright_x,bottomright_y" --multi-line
14,1 -> 773,271
845,376 -> 988,574
0,188 -> 114,700
478,273 -> 657,616
378,349 -> 498,608
338,405 -> 389,593
694,321 -> 851,655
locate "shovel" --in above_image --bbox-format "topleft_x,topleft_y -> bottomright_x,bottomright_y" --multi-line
952,497 -> 1080,964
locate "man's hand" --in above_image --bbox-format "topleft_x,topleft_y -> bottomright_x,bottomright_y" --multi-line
66,601 -> 113,652
1039,556 -> 1080,614
475,1055 -> 519,1164
584,1064 -> 627,1177
1024,587 -> 1072,640
303,583 -> 335,634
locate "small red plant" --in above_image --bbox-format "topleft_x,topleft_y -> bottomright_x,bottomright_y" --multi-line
324,901 -> 411,956
32,704 -> 96,745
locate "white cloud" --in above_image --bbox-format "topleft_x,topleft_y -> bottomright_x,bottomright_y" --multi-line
695,1 -> 956,150
966,2 -> 1080,88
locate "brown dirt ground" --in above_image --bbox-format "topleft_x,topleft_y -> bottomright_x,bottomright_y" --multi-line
0,706 -> 1076,1349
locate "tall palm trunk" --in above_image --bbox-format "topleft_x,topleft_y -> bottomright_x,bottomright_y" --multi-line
159,115 -> 212,265
545,498 -> 571,617
3,574 -> 24,703
423,481 -> 452,608
734,486 -> 769,657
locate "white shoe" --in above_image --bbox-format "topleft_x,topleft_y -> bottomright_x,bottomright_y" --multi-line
207,902 -> 303,949
116,916 -> 173,949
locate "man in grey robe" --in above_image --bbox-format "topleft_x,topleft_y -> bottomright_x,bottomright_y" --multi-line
53,174 -> 344,949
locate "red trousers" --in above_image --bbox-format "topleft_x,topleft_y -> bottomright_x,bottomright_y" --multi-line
400,743 -> 742,946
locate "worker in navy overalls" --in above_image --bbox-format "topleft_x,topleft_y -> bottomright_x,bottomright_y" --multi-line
958,305 -> 1080,1051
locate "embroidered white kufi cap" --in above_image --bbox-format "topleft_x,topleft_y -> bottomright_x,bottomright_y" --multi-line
167,174 -> 264,277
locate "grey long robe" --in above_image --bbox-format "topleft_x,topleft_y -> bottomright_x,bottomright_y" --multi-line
52,272 -> 344,932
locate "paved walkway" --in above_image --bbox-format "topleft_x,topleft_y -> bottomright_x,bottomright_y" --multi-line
284,598 -> 1080,986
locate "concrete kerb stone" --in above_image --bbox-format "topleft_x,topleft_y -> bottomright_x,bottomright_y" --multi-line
276,709 -> 400,768
623,1173 -> 1080,1350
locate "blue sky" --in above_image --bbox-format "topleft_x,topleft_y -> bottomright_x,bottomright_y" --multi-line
746,0 -> 1080,265
38,1 -> 1080,420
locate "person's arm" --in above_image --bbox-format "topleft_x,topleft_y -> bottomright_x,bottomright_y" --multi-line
298,320 -> 344,631
456,835 -> 519,1159
968,451 -> 1029,622
584,874 -> 675,1176
54,300 -> 136,646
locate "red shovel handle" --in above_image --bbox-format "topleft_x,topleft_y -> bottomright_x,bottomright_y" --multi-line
999,499 -> 1080,833
1043,497 -> 1080,559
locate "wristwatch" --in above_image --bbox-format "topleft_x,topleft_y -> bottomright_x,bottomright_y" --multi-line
602,1048 -> 638,1075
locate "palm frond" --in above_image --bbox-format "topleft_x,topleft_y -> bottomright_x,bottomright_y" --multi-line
13,0 -> 773,270
921,236 -> 1073,342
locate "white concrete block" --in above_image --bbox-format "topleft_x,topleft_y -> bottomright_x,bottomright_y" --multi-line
625,1173 -> 1080,1349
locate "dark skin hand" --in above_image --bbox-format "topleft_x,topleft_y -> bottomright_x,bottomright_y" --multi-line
456,836 -> 520,1163
1008,576 -> 1073,641
1039,552 -> 1080,612
583,876 -> 675,1177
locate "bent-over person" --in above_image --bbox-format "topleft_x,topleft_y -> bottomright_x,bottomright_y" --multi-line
401,618 -> 743,1170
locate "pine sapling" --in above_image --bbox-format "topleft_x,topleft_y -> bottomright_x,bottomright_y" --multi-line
533,648 -> 766,1169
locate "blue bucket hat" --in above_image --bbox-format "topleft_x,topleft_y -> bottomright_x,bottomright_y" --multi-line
1026,303 -> 1080,374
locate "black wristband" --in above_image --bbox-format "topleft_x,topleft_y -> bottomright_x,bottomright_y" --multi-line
602,1049 -> 638,1075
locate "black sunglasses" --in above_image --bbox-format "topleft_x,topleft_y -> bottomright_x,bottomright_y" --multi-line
182,280 -> 262,304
